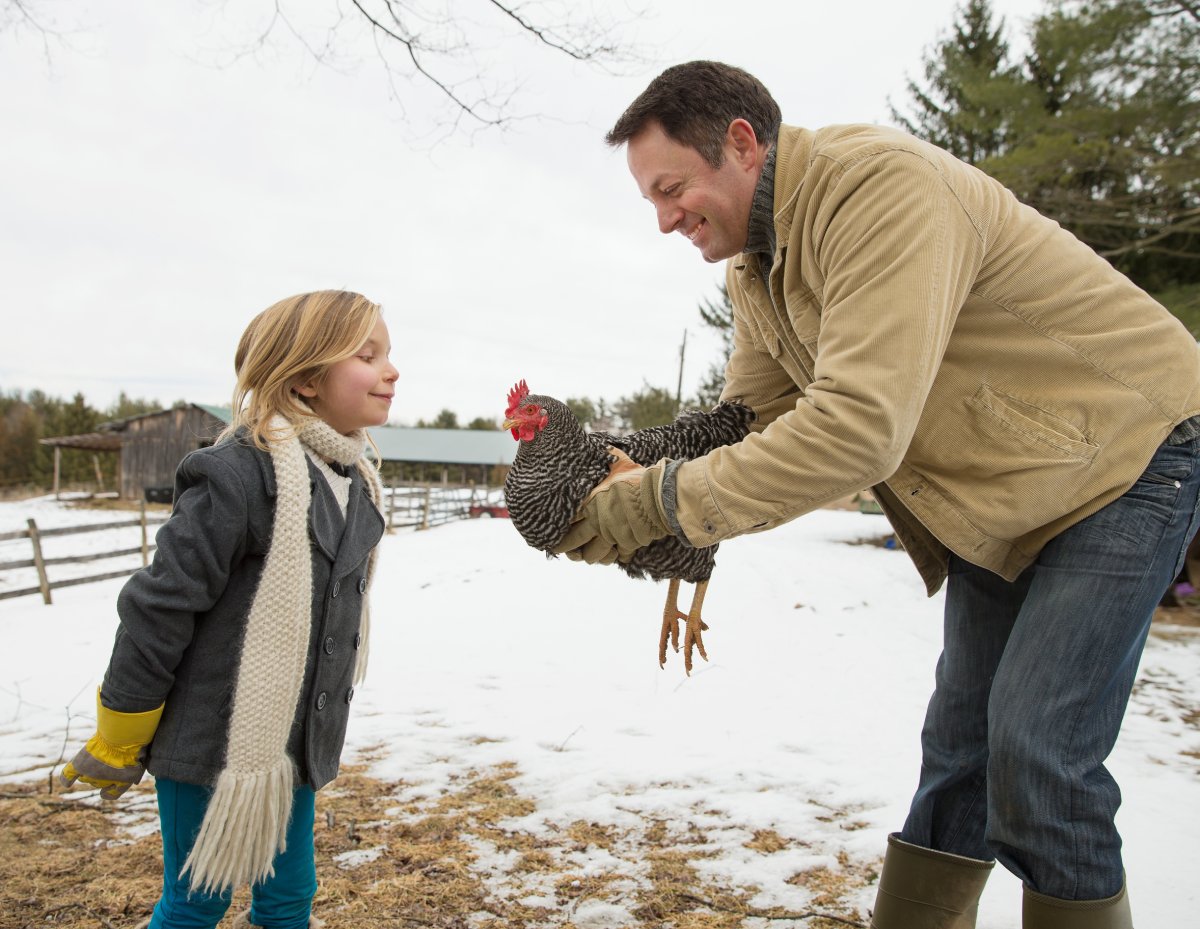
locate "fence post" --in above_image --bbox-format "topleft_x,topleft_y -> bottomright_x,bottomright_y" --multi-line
420,484 -> 432,531
140,500 -> 149,566
27,518 -> 52,605
386,482 -> 395,532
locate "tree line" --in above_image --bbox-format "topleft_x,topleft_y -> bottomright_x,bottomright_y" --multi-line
0,389 -> 163,492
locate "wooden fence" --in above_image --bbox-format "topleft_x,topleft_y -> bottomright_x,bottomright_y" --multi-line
0,484 -> 507,604
0,503 -> 169,604
384,482 -> 506,531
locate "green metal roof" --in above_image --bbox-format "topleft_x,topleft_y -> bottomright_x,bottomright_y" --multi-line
195,403 -> 233,424
367,426 -> 515,466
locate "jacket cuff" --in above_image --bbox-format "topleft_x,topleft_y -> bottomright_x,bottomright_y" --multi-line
658,459 -> 691,544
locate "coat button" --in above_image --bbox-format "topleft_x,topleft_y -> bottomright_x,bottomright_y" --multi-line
345,687 -> 355,703
316,692 -> 327,710
354,633 -> 362,650
331,580 -> 341,598
358,577 -> 367,594
703,521 -> 715,533
324,636 -> 334,655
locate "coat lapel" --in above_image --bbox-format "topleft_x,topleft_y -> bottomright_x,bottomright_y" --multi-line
307,458 -> 344,563
330,468 -> 385,576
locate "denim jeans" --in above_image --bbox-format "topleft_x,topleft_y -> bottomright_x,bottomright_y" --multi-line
148,778 -> 317,929
900,432 -> 1200,900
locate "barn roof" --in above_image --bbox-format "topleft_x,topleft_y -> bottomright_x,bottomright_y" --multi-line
39,432 -> 123,452
369,426 -> 515,466
46,402 -> 514,466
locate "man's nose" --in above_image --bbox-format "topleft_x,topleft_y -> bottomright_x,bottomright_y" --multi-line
656,203 -> 682,235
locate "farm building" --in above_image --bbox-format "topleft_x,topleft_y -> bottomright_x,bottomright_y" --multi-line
41,405 -> 516,500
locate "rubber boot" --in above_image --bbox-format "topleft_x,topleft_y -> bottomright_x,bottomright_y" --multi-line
871,833 -> 995,929
1023,879 -> 1132,929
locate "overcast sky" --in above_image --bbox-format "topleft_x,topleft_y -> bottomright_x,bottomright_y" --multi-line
0,0 -> 1045,427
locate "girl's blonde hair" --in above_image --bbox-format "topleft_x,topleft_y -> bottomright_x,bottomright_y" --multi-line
221,290 -> 382,449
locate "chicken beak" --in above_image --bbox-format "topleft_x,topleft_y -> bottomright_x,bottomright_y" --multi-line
501,418 -> 518,431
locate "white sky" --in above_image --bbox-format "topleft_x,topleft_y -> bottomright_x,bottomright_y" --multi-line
0,0 -> 1045,426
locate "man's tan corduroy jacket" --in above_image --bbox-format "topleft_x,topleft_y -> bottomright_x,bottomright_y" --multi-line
672,124 -> 1200,594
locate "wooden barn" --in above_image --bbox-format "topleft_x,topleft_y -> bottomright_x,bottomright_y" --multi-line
40,404 -> 229,501
42,405 -> 516,501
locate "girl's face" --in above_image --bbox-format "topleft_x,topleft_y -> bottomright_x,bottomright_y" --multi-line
298,318 -> 398,435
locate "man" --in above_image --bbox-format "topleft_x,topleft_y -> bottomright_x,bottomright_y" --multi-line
556,60 -> 1200,928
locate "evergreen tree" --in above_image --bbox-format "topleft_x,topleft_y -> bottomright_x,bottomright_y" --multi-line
692,283 -> 735,409
417,409 -> 460,429
894,0 -> 1199,293
890,0 -> 1026,163
996,0 -> 1200,289
615,383 -> 678,431
106,391 -> 162,420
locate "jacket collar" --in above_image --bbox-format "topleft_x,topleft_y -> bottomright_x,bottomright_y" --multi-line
732,124 -> 814,277
310,462 -> 385,572
242,429 -> 383,569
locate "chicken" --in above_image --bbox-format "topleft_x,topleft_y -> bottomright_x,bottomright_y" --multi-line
501,379 -> 755,673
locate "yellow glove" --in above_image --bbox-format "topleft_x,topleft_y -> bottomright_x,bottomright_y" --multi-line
60,689 -> 164,799
552,456 -> 672,564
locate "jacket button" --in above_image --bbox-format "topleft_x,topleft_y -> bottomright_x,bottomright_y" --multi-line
331,580 -> 340,598
703,521 -> 715,533
345,687 -> 355,703
324,636 -> 334,655
358,577 -> 367,594
316,692 -> 327,710
354,633 -> 362,650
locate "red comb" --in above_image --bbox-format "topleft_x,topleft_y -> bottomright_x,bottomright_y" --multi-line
506,379 -> 530,415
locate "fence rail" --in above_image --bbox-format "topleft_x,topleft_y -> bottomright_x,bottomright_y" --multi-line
0,504 -> 168,604
0,484 -> 506,605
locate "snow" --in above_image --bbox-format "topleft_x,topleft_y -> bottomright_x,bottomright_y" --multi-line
2,497 -> 1197,925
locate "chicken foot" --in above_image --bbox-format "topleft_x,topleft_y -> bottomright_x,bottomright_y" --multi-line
658,578 -> 711,675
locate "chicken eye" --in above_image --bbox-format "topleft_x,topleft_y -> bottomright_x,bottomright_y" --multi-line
525,404 -> 537,414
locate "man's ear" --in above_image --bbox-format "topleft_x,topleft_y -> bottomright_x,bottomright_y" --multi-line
726,118 -> 760,168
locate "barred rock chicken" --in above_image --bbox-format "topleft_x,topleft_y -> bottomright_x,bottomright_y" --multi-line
502,380 -> 755,673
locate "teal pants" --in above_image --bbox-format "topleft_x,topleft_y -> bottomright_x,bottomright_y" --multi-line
147,777 -> 317,929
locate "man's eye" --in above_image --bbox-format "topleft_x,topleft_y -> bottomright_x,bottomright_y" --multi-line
663,184 -> 679,196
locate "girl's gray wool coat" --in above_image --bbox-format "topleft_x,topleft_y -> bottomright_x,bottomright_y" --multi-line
100,434 -> 385,789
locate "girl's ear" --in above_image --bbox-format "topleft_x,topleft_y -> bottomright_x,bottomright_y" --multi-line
295,380 -> 318,399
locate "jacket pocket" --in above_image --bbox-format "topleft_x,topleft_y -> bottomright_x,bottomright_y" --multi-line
968,385 -> 1098,463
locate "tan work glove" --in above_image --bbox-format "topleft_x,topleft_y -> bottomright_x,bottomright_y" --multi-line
552,453 -> 672,564
60,689 -> 164,799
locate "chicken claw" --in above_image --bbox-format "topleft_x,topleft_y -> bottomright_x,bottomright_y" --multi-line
658,578 -> 711,675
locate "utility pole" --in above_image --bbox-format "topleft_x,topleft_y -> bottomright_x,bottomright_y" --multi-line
675,328 -> 688,413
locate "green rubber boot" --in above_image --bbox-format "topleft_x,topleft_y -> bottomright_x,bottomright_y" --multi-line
871,833 -> 995,929
1023,879 -> 1132,929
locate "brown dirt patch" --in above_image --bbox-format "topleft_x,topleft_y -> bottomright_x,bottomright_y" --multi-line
0,764 -> 875,929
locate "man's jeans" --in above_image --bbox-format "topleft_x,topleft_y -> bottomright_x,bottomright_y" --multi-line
900,432 -> 1200,900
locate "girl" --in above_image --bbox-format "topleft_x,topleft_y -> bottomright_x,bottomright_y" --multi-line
61,290 -> 399,929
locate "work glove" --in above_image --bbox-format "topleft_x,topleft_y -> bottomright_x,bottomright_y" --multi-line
552,453 -> 672,565
60,689 -> 164,799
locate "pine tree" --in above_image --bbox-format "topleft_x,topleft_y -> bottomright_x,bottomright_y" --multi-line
890,0 -> 1027,164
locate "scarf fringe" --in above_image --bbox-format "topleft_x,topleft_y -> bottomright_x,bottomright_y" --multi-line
181,757 -> 295,895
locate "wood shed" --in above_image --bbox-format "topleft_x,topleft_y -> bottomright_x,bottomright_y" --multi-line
41,404 -> 230,501
41,406 -> 517,500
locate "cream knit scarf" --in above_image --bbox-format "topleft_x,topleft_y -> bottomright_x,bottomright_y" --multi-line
182,416 -> 383,895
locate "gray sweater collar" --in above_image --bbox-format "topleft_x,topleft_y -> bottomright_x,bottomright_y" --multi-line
744,146 -> 777,264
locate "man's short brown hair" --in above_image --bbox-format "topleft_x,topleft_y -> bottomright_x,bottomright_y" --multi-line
606,61 -> 782,168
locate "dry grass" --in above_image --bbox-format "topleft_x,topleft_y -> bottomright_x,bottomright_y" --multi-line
0,762 -> 875,929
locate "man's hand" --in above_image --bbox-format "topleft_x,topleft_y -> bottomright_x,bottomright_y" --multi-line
551,451 -> 672,564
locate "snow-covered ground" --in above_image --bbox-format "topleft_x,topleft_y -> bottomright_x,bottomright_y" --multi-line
2,496 -> 1197,926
